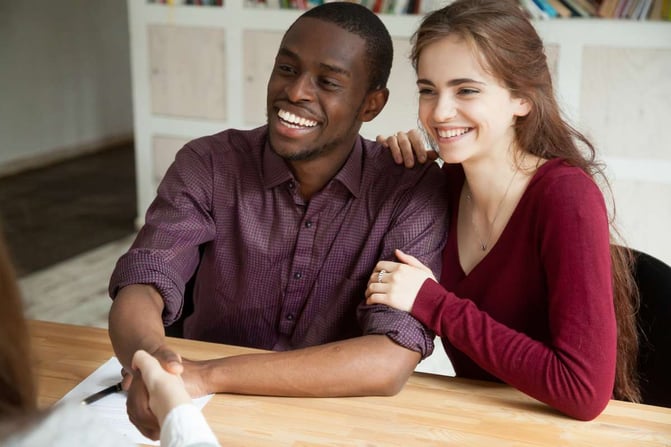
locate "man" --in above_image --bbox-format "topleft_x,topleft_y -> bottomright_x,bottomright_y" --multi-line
108,2 -> 448,439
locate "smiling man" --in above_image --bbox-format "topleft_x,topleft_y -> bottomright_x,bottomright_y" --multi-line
107,2 -> 448,440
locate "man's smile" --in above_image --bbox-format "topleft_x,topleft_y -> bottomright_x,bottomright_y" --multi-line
278,109 -> 319,129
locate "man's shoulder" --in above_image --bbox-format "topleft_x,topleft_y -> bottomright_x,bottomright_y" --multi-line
360,137 -> 444,189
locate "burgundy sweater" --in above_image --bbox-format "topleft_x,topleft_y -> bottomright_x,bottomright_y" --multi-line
413,159 -> 616,420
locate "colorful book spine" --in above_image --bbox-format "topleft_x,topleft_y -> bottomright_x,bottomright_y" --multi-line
533,0 -> 560,17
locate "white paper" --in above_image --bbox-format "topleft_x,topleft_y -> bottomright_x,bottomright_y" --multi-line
59,357 -> 213,446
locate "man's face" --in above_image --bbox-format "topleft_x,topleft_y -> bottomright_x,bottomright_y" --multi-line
266,17 -> 372,162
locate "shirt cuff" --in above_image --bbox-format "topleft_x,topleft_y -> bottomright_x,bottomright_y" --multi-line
160,403 -> 220,447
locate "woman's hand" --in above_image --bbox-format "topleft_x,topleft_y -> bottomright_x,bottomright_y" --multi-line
131,349 -> 192,429
365,249 -> 436,312
376,129 -> 438,168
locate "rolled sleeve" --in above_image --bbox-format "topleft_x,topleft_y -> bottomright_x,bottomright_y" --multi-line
108,249 -> 190,326
358,303 -> 435,358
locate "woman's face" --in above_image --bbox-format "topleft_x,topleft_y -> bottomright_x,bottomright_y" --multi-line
416,34 -> 529,165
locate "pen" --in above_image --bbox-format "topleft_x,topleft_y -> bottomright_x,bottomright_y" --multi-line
81,381 -> 123,405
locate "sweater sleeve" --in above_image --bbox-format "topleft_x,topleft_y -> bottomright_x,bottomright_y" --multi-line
412,170 -> 616,420
160,403 -> 221,447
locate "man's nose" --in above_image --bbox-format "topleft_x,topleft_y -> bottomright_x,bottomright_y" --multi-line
285,73 -> 315,102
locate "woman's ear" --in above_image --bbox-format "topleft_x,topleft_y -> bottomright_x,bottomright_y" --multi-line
359,88 -> 389,122
514,97 -> 532,117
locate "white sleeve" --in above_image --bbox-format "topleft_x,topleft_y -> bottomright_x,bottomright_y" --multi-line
160,403 -> 221,447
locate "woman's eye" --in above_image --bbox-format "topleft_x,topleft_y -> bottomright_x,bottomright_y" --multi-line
459,88 -> 479,95
418,88 -> 435,96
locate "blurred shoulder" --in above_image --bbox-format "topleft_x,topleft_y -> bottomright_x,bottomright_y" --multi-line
2,403 -> 133,447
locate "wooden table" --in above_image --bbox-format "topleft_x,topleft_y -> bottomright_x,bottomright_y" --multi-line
29,320 -> 671,446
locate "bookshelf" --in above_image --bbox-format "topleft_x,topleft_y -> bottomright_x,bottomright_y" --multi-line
127,0 -> 671,267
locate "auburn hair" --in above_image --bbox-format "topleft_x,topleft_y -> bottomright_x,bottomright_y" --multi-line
411,0 -> 640,402
0,229 -> 37,418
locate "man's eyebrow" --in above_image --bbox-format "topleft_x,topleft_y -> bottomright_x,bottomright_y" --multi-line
277,47 -> 351,78
417,77 -> 486,86
319,63 -> 351,78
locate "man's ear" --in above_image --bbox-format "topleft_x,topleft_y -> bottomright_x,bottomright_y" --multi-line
359,88 -> 389,122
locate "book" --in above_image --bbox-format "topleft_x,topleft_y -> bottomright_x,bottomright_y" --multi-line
520,0 -> 551,18
598,0 -> 620,17
571,0 -> 599,15
649,0 -> 664,19
635,0 -> 654,18
547,0 -> 574,16
624,0 -> 641,17
533,0 -> 560,16
614,0 -> 634,17
559,0 -> 592,16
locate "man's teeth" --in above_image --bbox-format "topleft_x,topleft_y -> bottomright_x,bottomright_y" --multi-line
438,128 -> 469,138
278,109 -> 317,128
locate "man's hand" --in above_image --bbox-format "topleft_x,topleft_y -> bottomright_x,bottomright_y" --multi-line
125,345 -> 183,440
376,129 -> 438,168
132,350 -> 192,427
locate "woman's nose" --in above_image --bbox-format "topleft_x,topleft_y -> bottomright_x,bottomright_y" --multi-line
433,95 -> 457,122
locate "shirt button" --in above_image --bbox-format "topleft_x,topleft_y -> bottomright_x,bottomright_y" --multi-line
305,220 -> 313,228
293,272 -> 302,279
288,181 -> 295,189
286,314 -> 294,321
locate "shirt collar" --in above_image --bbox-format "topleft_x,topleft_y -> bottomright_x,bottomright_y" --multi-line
263,138 -> 293,189
262,135 -> 363,198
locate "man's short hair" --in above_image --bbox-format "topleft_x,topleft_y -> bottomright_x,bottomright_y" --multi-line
300,2 -> 393,91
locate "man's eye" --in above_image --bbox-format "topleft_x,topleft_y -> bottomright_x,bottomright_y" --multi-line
459,88 -> 479,95
320,78 -> 340,89
276,64 -> 295,74
418,88 -> 435,95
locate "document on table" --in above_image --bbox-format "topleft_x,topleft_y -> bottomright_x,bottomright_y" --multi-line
59,357 -> 213,446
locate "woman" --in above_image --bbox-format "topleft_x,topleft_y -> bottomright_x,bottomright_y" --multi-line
0,229 -> 220,446
366,0 -> 639,420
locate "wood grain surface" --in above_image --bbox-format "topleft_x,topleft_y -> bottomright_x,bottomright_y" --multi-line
29,320 -> 671,446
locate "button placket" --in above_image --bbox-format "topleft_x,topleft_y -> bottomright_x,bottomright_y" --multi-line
279,214 -> 317,335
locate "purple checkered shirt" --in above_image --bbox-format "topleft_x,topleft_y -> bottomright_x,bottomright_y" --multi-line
109,126 -> 448,357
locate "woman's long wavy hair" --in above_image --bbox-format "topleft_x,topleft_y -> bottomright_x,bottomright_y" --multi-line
410,0 -> 640,402
0,229 -> 37,420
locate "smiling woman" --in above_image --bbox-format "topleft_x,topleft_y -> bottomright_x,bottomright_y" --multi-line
367,0 -> 641,421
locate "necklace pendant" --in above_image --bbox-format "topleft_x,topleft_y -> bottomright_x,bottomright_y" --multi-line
480,243 -> 487,251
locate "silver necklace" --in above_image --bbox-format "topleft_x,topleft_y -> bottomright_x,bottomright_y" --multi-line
465,168 -> 519,252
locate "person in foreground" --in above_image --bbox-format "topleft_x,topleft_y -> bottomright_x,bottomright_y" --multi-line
366,0 -> 640,421
0,231 -> 220,447
108,2 -> 447,439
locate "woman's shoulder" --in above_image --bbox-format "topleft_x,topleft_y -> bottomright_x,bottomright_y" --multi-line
524,158 -> 607,228
528,158 -> 602,200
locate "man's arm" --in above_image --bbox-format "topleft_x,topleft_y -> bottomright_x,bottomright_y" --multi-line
109,284 -> 190,440
108,284 -> 174,373
184,334 -> 420,397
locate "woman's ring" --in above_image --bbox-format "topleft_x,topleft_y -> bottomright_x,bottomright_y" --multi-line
377,269 -> 387,283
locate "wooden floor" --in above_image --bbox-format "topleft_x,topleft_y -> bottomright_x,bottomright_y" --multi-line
1,143 -> 136,328
18,234 -> 135,328
0,143 -> 136,276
